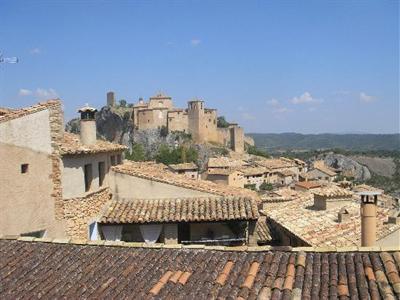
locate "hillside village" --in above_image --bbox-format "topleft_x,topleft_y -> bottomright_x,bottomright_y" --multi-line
1,97 -> 400,298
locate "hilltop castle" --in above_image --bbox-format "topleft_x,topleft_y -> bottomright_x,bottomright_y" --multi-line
107,91 -> 245,153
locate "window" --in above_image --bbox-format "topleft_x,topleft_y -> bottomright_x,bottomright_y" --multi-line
98,162 -> 105,187
111,155 -> 116,166
117,154 -> 122,164
21,164 -> 29,173
84,164 -> 93,192
21,230 -> 46,238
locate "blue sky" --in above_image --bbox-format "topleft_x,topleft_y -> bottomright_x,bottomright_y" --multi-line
0,0 -> 398,133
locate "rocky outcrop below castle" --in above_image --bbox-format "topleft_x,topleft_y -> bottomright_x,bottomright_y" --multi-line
310,152 -> 371,181
65,106 -> 134,150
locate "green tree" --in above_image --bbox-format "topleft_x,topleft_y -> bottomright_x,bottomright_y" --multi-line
247,145 -> 270,158
119,99 -> 127,107
217,116 -> 230,128
125,143 -> 146,161
259,182 -> 273,191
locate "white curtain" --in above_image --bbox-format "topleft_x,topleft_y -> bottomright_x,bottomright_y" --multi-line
140,224 -> 163,244
101,225 -> 123,241
89,222 -> 99,240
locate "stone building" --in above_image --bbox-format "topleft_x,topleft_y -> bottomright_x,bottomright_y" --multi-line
0,100 -> 126,239
129,92 -> 244,152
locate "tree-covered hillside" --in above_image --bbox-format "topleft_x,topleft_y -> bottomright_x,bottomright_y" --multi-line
248,133 -> 400,152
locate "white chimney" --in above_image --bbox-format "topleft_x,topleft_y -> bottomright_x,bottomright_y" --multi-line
78,104 -> 97,145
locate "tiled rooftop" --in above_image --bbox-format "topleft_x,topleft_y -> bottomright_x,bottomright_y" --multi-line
168,162 -> 198,171
99,197 -> 259,224
208,157 -> 248,168
60,132 -> 127,155
261,188 -> 306,203
255,158 -> 296,170
295,181 -> 322,190
0,239 -> 399,299
0,99 -> 60,123
112,161 -> 259,200
312,185 -> 354,197
314,165 -> 337,177
263,196 -> 400,248
239,166 -> 267,176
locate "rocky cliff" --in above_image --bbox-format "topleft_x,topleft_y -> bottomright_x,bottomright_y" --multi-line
310,152 -> 371,181
65,106 -> 134,149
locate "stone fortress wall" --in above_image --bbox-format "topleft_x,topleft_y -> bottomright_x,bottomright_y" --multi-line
108,91 -> 245,152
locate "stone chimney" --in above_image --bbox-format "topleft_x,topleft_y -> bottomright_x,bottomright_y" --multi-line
107,91 -> 115,107
359,191 -> 381,247
78,104 -> 97,145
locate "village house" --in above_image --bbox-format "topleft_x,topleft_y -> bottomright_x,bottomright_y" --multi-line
0,100 -> 264,246
262,186 -> 400,248
0,100 -> 127,239
167,162 -> 199,179
301,160 -> 337,182
206,168 -> 244,188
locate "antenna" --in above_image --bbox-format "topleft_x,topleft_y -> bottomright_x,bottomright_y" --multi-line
0,52 -> 19,65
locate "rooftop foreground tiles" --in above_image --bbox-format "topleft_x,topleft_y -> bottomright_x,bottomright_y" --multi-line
263,196 -> 400,248
112,161 -> 259,200
0,99 -> 61,123
99,196 -> 259,224
0,238 -> 399,299
60,132 -> 127,155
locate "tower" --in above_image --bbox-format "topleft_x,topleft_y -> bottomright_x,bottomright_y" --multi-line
187,100 -> 205,143
78,104 -> 97,145
107,91 -> 115,107
229,124 -> 244,153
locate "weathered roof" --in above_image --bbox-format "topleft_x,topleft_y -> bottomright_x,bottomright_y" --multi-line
60,132 -> 127,155
261,188 -> 306,203
263,196 -> 400,248
1,239 -> 399,299
312,185 -> 354,198
314,166 -> 337,177
208,157 -> 248,168
256,158 -> 296,170
277,169 -> 296,177
99,197 -> 259,224
240,166 -> 267,176
353,184 -> 384,194
295,181 -> 322,190
112,162 -> 259,200
255,216 -> 272,243
168,162 -> 198,171
0,99 -> 60,124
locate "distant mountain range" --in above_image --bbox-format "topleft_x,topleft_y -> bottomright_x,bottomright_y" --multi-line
247,133 -> 400,152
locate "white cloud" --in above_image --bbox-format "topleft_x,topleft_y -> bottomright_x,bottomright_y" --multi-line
190,39 -> 201,46
274,107 -> 290,113
241,112 -> 256,120
290,92 -> 321,104
360,92 -> 376,103
35,88 -> 58,99
267,98 -> 279,106
30,48 -> 41,55
18,88 -> 32,96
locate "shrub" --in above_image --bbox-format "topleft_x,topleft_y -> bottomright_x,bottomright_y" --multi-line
259,182 -> 273,191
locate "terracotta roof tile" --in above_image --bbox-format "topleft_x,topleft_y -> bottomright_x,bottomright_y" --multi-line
312,185 -> 354,197
263,195 -> 400,248
60,132 -> 127,155
207,157 -> 248,168
113,161 -> 259,200
294,181 -> 322,190
168,162 -> 198,171
99,197 -> 259,224
0,99 -> 60,123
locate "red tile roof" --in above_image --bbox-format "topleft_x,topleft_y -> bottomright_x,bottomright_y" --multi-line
0,239 -> 399,299
0,100 -> 60,123
99,197 -> 259,224
112,162 -> 259,200
60,132 -> 127,155
295,181 -> 322,190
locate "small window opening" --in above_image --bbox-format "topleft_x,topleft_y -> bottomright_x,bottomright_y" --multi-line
111,155 -> 116,166
84,164 -> 93,192
98,162 -> 105,187
117,154 -> 122,164
21,164 -> 29,174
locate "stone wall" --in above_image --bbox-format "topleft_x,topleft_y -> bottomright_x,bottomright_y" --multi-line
167,110 -> 188,133
137,108 -> 168,130
63,187 -> 111,239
